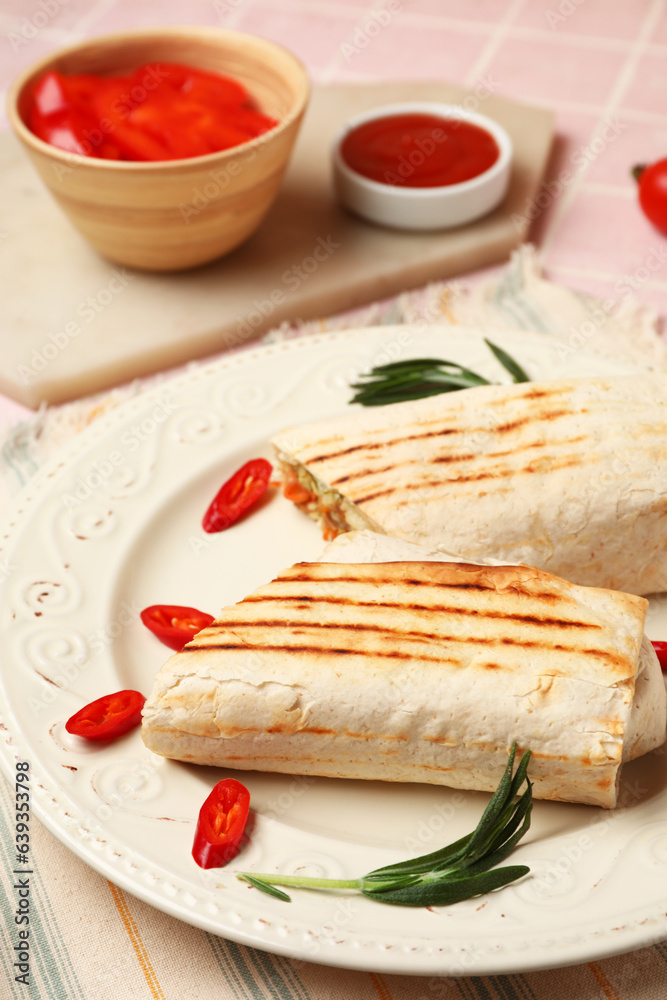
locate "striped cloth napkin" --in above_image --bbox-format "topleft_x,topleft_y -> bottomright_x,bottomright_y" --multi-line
1,246 -> 666,1000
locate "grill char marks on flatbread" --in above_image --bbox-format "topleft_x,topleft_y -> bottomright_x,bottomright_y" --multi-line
187,563 -> 623,675
271,374 -> 667,594
141,538 -> 667,808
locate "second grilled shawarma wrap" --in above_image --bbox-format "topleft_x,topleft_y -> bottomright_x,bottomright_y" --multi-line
271,374 -> 667,595
141,532 -> 667,807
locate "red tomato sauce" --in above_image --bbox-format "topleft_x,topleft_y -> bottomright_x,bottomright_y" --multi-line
340,113 -> 500,188
26,62 -> 278,161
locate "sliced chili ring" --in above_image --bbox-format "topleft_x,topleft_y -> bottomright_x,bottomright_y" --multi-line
141,605 -> 215,652
202,458 -> 273,533
65,690 -> 145,742
192,778 -> 251,869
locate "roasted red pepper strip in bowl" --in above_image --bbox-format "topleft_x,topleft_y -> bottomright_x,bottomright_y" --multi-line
651,640 -> 667,672
192,778 -> 251,869
202,458 -> 273,533
27,62 -> 278,162
141,605 -> 215,652
65,690 -> 145,742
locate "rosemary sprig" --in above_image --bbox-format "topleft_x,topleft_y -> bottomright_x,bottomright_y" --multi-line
483,339 -> 530,384
236,745 -> 532,908
350,339 -> 530,406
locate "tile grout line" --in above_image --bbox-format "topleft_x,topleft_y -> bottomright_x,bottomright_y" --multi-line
618,105 -> 667,123
492,23 -> 633,51
64,0 -> 118,36
252,0 -> 499,35
317,0 -> 384,85
433,20 -> 633,51
257,0 -> 621,49
5,3 -> 667,53
210,0 -> 256,32
539,0 -> 667,260
580,182 -> 636,197
463,0 -> 528,88
251,0 -> 376,18
547,262 -> 667,290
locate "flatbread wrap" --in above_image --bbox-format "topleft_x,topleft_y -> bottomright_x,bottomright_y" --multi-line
271,374 -> 667,595
141,531 -> 666,808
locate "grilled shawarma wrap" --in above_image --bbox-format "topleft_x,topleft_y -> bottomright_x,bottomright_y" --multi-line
141,532 -> 666,807
271,374 -> 667,595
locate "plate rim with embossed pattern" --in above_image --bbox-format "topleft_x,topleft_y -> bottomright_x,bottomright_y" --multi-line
0,324 -> 666,977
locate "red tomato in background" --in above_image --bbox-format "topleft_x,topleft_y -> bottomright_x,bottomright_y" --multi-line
635,159 -> 667,234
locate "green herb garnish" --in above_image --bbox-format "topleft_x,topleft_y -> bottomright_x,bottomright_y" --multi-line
350,339 -> 530,406
236,744 -> 532,907
483,340 -> 531,383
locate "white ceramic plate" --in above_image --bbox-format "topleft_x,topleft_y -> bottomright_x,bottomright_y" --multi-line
1,326 -> 666,977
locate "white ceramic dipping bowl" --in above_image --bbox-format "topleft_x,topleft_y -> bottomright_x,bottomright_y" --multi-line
332,102 -> 513,231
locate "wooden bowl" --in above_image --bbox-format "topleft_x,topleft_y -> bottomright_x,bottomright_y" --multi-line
7,27 -> 310,271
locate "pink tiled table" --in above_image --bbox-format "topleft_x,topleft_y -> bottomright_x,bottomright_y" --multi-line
2,0 -> 666,348
1,2 -> 666,999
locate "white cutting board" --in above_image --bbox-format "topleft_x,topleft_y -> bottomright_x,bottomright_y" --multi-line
0,81 -> 553,408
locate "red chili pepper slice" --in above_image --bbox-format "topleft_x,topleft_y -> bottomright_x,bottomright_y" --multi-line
202,458 -> 273,533
65,690 -> 145,742
141,605 -> 215,651
651,640 -> 667,672
192,778 -> 251,869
